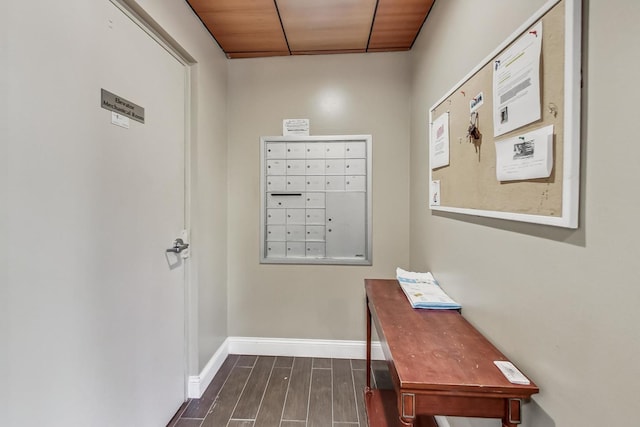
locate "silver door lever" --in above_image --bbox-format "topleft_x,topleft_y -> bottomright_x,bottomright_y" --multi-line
166,238 -> 189,254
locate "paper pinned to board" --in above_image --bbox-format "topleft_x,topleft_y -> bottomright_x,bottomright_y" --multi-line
396,268 -> 461,310
495,124 -> 554,182
493,21 -> 543,137
431,112 -> 450,169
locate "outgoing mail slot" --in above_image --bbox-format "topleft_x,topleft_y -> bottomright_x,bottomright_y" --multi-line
267,193 -> 304,208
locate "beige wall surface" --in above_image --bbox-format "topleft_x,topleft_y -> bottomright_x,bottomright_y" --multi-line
410,1 -> 640,426
227,53 -> 411,340
134,0 -> 230,374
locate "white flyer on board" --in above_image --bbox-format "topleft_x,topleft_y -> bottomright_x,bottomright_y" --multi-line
431,112 -> 450,169
495,124 -> 554,182
493,21 -> 543,137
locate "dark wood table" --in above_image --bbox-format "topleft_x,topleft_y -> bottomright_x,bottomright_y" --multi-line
364,279 -> 539,427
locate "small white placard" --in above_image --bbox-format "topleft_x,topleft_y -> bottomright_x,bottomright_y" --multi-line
430,180 -> 441,206
470,92 -> 484,113
495,124 -> 554,182
111,112 -> 130,129
283,119 -> 309,136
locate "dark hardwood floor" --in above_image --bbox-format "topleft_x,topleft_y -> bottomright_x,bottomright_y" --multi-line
168,355 -> 393,427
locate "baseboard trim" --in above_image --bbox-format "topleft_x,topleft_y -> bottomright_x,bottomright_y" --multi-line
187,338 -> 229,398
227,336 -> 385,361
188,337 -> 384,398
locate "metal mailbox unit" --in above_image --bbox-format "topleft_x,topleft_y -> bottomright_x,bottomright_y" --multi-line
260,135 -> 372,265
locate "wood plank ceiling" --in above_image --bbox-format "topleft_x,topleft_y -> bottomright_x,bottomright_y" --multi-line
186,0 -> 435,59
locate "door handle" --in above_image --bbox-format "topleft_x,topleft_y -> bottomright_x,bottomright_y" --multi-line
166,238 -> 189,254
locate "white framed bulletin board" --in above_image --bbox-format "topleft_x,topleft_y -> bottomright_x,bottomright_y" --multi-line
429,0 -> 581,228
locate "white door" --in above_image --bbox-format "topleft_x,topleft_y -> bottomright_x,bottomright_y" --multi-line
94,2 -> 188,424
7,1 -> 187,426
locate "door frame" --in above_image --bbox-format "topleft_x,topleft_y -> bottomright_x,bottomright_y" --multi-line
109,0 -> 196,401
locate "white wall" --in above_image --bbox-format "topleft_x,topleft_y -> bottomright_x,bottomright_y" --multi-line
5,0 -> 227,425
227,53 -> 411,341
410,0 -> 640,426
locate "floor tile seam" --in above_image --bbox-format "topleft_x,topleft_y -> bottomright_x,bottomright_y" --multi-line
226,364 -> 255,427
277,361 -> 295,427
251,356 -> 277,423
331,358 -> 335,426
333,360 -> 358,424
304,364 -> 314,425
349,365 -> 361,426
168,407 -> 186,426
196,356 -> 242,420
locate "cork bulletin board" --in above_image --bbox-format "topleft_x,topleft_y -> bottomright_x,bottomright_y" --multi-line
428,0 -> 581,228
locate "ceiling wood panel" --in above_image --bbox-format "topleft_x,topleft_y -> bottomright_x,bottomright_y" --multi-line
368,0 -> 435,50
187,0 -> 288,55
277,0 -> 376,52
186,0 -> 434,58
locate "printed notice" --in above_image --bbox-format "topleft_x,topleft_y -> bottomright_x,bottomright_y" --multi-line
283,119 -> 310,136
431,112 -> 450,169
495,125 -> 554,182
493,21 -> 542,137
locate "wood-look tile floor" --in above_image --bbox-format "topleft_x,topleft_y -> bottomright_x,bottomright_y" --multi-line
168,355 -> 393,427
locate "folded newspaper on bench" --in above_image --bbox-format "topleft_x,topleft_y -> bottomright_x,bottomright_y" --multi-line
396,268 -> 461,310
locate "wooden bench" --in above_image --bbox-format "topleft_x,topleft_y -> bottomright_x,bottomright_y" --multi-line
364,279 -> 538,427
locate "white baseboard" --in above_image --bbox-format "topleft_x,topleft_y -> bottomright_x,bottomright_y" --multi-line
188,337 -> 384,399
228,336 -> 385,361
187,338 -> 229,398
435,416 -> 451,427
